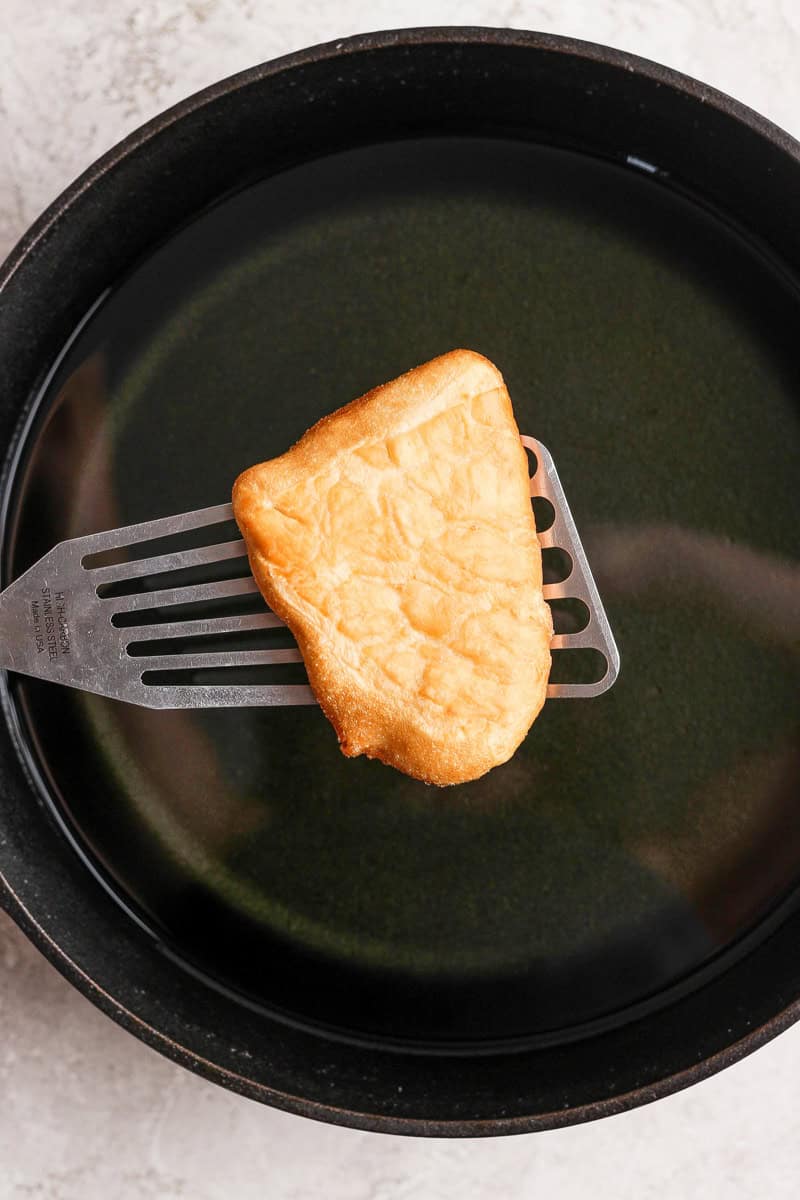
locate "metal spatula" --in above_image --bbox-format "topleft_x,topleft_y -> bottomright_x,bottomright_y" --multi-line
0,438 -> 619,707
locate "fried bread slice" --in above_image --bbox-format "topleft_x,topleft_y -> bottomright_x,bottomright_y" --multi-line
232,350 -> 552,785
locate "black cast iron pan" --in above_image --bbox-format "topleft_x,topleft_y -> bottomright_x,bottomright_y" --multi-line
1,28 -> 799,1135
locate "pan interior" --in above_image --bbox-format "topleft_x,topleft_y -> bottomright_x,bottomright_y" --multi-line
5,137 -> 800,1048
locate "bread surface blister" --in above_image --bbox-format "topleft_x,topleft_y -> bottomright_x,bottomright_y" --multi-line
232,349 -> 552,786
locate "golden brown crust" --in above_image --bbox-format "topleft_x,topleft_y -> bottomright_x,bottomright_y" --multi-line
232,349 -> 552,786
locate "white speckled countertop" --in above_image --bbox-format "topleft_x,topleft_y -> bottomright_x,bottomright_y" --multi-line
1,2 -> 800,1196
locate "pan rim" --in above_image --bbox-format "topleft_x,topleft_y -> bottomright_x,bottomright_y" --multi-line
4,873 -> 800,1136
2,25 -> 800,1135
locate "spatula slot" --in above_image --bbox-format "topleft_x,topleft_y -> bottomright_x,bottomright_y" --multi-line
549,647 -> 609,686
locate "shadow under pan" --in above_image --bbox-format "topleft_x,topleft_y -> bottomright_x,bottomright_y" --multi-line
5,137 -> 800,1049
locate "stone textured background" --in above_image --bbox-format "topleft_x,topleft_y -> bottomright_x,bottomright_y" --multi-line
1,2 -> 799,1197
